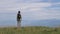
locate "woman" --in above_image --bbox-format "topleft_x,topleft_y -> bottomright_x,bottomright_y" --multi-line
17,11 -> 22,28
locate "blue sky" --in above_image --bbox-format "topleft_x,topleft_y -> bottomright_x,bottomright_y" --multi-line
0,0 -> 60,20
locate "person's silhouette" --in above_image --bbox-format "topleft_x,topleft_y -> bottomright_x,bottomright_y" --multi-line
17,11 -> 22,28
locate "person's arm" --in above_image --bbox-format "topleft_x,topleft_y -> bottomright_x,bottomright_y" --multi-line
20,14 -> 22,20
17,14 -> 18,21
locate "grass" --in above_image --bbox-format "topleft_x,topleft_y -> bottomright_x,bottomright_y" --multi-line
0,26 -> 60,34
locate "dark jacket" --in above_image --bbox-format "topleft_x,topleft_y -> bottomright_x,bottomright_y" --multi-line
17,13 -> 21,21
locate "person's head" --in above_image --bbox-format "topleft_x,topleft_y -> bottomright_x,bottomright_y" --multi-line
18,11 -> 20,13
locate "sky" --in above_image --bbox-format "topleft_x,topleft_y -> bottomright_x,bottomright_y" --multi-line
0,0 -> 60,20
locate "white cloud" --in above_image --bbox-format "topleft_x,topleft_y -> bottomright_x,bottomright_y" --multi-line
23,9 -> 60,20
16,0 -> 43,3
21,3 -> 51,11
0,0 -> 60,20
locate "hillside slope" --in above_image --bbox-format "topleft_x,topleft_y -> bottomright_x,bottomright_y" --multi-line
0,26 -> 60,34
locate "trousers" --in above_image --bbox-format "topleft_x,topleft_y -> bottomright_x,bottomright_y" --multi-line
17,20 -> 21,28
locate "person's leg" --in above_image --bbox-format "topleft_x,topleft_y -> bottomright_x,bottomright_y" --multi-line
17,21 -> 20,28
17,20 -> 21,28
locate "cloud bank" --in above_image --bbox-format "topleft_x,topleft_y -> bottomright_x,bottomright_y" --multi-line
0,0 -> 60,20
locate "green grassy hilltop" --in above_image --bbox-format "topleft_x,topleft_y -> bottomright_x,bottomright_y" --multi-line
0,26 -> 60,34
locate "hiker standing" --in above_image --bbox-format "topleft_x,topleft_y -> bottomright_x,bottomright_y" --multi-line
17,11 -> 22,28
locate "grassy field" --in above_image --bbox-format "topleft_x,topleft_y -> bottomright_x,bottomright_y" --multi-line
0,26 -> 60,34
